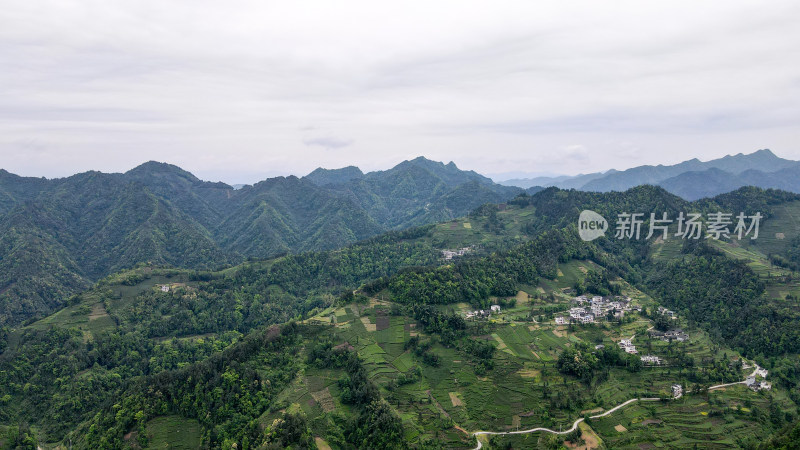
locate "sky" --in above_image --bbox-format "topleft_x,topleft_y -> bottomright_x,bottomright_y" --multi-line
1,1 -> 799,184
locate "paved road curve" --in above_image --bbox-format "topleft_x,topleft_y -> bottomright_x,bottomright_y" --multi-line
471,363 -> 767,449
472,398 -> 661,449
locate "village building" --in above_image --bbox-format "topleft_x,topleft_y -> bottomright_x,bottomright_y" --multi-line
641,355 -> 662,365
618,339 -> 637,354
649,329 -> 689,342
657,306 -> 677,318
569,307 -> 586,318
573,295 -> 589,305
490,305 -> 501,313
441,247 -> 473,260
555,316 -> 567,325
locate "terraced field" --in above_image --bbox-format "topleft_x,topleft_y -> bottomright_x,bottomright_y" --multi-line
142,416 -> 203,449
590,386 -> 787,449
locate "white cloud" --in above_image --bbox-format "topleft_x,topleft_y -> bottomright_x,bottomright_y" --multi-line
303,137 -> 354,150
0,1 -> 798,183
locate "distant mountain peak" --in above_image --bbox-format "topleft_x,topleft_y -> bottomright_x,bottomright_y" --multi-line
126,161 -> 199,182
304,166 -> 364,186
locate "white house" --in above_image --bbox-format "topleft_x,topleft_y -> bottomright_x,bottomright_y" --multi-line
573,295 -> 589,304
618,339 -> 637,354
569,307 -> 586,319
490,305 -> 501,313
555,316 -> 567,325
160,285 -> 169,292
641,355 -> 662,365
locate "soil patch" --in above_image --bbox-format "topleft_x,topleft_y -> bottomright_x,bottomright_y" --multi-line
360,316 -> 376,332
311,388 -> 335,413
449,392 -> 464,407
375,315 -> 390,331
315,437 -> 332,450
333,342 -> 354,351
88,303 -> 109,320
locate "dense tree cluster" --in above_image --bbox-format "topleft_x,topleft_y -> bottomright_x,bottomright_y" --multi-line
643,253 -> 800,357
557,343 -> 643,382
77,324 -> 301,448
574,269 -> 620,296
389,228 -> 592,307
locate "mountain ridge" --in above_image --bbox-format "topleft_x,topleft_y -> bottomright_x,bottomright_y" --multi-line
0,156 -> 523,325
499,149 -> 798,194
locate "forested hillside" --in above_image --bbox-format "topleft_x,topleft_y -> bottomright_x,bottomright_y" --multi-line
4,185 -> 800,448
0,158 -> 521,326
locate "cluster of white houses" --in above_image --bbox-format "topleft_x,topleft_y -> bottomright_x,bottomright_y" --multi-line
619,344 -> 668,366
441,247 -> 472,260
746,367 -> 772,391
746,376 -> 772,391
648,328 -> 689,342
640,355 -> 663,365
555,295 -> 639,325
465,304 -> 501,319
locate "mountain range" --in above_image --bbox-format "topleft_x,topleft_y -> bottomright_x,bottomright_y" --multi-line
0,157 -> 520,325
500,149 -> 800,200
3,149 -> 799,325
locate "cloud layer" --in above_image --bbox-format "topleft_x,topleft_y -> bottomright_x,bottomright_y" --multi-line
1,1 -> 798,183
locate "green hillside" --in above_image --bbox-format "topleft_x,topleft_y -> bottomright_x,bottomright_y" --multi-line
0,157 -> 524,326
3,186 -> 800,448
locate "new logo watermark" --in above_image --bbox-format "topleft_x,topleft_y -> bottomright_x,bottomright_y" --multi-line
578,210 -> 608,242
578,210 -> 763,242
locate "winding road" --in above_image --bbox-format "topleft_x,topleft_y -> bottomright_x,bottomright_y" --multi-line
470,363 -> 766,449
471,398 -> 661,449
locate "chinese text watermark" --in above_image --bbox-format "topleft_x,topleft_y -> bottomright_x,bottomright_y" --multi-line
579,210 -> 762,242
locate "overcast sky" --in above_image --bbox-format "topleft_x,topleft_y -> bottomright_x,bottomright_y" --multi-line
1,1 -> 799,183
